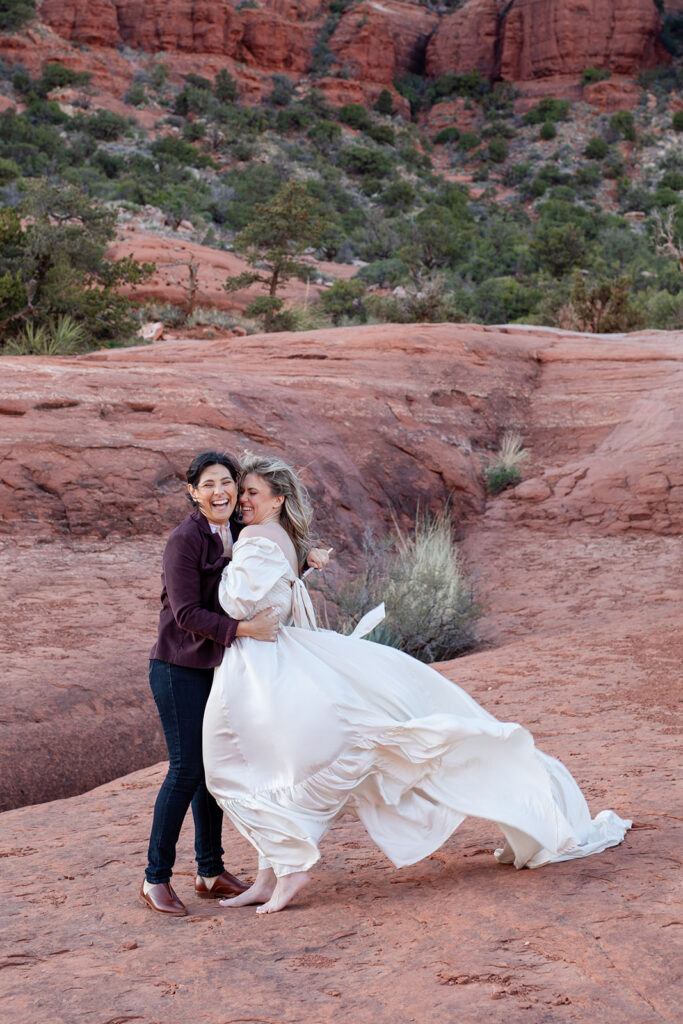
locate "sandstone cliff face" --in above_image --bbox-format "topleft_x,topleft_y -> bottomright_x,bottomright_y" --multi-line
34,0 -> 668,95
328,0 -> 438,85
426,0 -> 666,81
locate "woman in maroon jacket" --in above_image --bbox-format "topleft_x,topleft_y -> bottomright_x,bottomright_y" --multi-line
141,450 -> 282,916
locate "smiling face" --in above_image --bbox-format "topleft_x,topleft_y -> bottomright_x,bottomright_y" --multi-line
187,463 -> 238,526
239,472 -> 284,526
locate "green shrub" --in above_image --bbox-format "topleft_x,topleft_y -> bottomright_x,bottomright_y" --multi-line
339,145 -> 394,178
79,109 -> 132,141
318,277 -> 367,324
214,69 -> 238,103
338,103 -> 372,130
673,110 -> 683,131
660,170 -> 683,191
610,110 -> 636,141
485,464 -> 522,494
582,67 -> 611,85
314,509 -> 478,662
151,135 -> 214,168
36,62 -> 91,97
584,136 -> 609,159
485,433 -> 529,494
458,130 -> 480,151
373,88 -> 394,115
503,162 -> 531,185
486,135 -> 508,163
522,97 -> 570,125
428,70 -> 490,105
124,81 -> 147,107
270,74 -> 295,107
308,119 -> 342,150
539,121 -> 557,140
0,0 -> 36,32
182,120 -> 206,141
365,123 -> 395,146
379,178 -> 416,214
0,155 -> 19,183
174,85 -> 213,116
433,126 -> 460,145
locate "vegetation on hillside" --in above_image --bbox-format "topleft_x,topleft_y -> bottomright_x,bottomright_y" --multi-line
0,32 -> 682,350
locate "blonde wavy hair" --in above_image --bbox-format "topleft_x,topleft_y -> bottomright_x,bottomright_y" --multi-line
238,451 -> 313,567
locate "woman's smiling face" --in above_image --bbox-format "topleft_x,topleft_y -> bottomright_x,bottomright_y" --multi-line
188,463 -> 237,525
239,473 -> 283,526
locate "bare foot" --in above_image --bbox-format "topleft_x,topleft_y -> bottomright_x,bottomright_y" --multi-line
256,871 -> 310,915
219,868 -> 276,907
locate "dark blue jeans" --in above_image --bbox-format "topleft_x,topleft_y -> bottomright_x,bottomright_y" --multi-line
145,659 -> 225,884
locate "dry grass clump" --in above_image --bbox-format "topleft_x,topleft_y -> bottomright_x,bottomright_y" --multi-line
312,509 -> 478,663
484,432 -> 529,494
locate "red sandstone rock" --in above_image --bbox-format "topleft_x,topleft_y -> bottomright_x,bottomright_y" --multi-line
425,0 -> 500,79
328,0 -> 438,86
582,77 -> 643,112
498,0 -> 666,81
427,0 -> 666,83
39,0 -> 120,48
0,452 -> 680,1022
1,323 -> 682,812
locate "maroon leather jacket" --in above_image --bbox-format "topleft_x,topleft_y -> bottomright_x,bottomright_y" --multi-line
149,509 -> 239,669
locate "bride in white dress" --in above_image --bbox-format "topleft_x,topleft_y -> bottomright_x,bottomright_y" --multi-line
203,453 -> 630,914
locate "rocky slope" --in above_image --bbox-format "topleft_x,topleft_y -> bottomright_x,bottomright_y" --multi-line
1,322 -> 681,811
0,323 -> 680,1022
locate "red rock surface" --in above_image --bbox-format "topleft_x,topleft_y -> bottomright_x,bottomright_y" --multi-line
426,0 -> 666,83
0,326 -> 681,1020
1,323 -> 682,818
328,0 -> 438,86
108,225 -> 357,312
0,1 -> 669,107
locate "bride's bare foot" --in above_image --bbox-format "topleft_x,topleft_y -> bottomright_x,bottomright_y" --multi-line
219,868 -> 276,907
256,871 -> 310,915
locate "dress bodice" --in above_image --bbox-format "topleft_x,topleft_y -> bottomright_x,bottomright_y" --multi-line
218,535 -> 317,630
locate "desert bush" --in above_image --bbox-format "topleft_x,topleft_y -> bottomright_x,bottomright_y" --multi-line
533,222 -> 586,277
564,271 -> 644,333
584,136 -> 609,159
338,103 -> 372,130
458,131 -> 480,151
35,62 -> 91,98
214,69 -> 238,103
318,277 -> 367,325
433,126 -> 460,145
125,82 -> 147,107
609,110 -> 636,141
374,89 -> 394,115
673,110 -> 683,131
365,123 -> 395,146
0,0 -> 35,32
313,510 -> 478,662
522,98 -> 570,125
5,314 -> 87,355
582,67 -> 611,85
484,432 -> 529,494
539,121 -> 557,140
486,135 -> 508,163
339,145 -> 394,178
78,109 -> 132,141
660,170 -> 683,191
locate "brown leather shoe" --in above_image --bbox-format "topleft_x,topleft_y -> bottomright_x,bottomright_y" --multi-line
195,870 -> 249,899
139,881 -> 188,916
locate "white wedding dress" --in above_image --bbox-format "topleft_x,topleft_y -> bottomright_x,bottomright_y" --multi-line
203,536 -> 630,878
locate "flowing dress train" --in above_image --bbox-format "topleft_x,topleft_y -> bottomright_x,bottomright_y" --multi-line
203,536 -> 630,878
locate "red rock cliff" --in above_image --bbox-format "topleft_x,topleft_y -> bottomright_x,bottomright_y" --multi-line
427,0 -> 666,81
